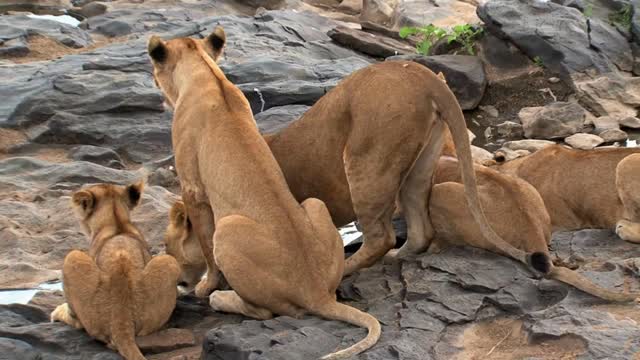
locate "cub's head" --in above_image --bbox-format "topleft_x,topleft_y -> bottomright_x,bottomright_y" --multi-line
147,26 -> 226,108
164,201 -> 207,294
71,181 -> 144,236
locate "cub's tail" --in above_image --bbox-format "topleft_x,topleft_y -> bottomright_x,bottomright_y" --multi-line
109,251 -> 145,360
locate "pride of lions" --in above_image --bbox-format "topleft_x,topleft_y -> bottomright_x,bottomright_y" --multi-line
49,27 -> 640,359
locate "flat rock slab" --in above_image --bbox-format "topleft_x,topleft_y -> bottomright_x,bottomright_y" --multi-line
327,25 -> 416,58
203,231 -> 640,359
386,54 -> 487,110
0,14 -> 92,51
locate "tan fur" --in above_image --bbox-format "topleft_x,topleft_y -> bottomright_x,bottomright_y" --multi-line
430,156 -> 638,302
495,145 -> 640,242
148,28 -> 380,359
51,182 -> 180,360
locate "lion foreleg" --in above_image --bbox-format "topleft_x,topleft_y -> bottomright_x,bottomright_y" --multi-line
51,303 -> 83,329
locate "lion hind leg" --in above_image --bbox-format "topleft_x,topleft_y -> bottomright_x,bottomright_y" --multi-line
394,121 -> 446,258
616,220 -> 640,243
209,290 -> 273,320
134,255 -> 181,336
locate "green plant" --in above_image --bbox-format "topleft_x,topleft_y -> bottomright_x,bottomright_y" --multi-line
533,56 -> 544,68
399,24 -> 448,55
609,4 -> 632,28
583,2 -> 593,18
447,24 -> 484,55
399,24 -> 483,56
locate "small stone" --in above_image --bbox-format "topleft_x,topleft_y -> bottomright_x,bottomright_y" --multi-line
548,77 -> 561,83
599,128 -> 628,143
620,117 -> 640,129
564,133 -> 604,150
502,139 -> 555,153
484,127 -> 493,139
495,121 -> 524,138
479,105 -> 499,118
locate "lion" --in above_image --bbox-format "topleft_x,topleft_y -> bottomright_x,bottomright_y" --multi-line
50,182 -> 181,360
167,156 -> 638,303
429,156 -> 638,302
494,145 -> 640,242
148,28 -> 380,358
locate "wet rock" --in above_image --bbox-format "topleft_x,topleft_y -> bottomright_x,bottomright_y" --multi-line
68,145 -> 124,169
564,133 -> 604,150
599,128 -> 628,143
386,54 -> 487,110
0,14 -> 92,50
255,105 -> 310,134
502,139 -> 556,153
519,102 -> 587,139
478,0 -> 631,75
574,72 -> 640,120
327,25 -> 416,58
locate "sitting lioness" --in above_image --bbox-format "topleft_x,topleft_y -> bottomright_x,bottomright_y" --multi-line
495,145 -> 640,242
148,28 -> 380,358
167,157 -> 637,302
430,156 -> 637,302
51,182 -> 180,360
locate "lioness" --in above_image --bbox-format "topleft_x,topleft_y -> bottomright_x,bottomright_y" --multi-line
168,157 -> 637,302
51,182 -> 180,360
495,145 -> 640,242
261,62 -> 549,276
148,28 -> 380,358
430,156 -> 638,302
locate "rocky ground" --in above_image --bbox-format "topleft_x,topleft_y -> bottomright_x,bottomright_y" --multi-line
1,0 -> 640,359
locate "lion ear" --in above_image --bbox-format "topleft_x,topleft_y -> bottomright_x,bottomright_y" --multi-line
169,201 -> 188,227
205,26 -> 226,61
126,181 -> 144,209
72,190 -> 95,218
148,35 -> 167,63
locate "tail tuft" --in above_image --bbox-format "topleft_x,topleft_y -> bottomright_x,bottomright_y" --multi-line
528,252 -> 551,274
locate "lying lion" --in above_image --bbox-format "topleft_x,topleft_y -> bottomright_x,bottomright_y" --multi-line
51,182 -> 180,360
148,28 -> 379,358
495,145 -> 640,242
430,156 -> 637,302
167,156 -> 637,303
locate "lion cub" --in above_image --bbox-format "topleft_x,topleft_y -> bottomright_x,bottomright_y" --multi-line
51,182 -> 180,360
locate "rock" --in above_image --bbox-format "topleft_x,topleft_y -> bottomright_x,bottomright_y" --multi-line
573,72 -> 640,120
620,116 -> 640,129
592,115 -> 620,131
327,25 -> 415,58
234,0 -> 285,9
73,2 -> 109,18
337,0 -> 362,14
502,139 -> 556,153
479,105 -> 499,118
68,145 -> 124,169
386,54 -> 487,110
632,0 -> 640,46
147,167 -> 179,190
478,0 -> 631,75
477,33 -> 535,82
0,337 -> 40,360
0,0 -> 73,15
254,105 -> 310,134
471,145 -> 493,164
79,8 -> 198,38
0,14 -> 92,51
361,0 -> 395,25
549,77 -> 561,83
495,121 -> 524,138
599,128 -> 628,143
393,0 -> 480,28
564,133 -> 604,150
519,102 -> 587,139
136,328 -> 196,354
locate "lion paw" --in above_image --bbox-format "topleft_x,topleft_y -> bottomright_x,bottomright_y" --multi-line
616,220 -> 640,243
51,303 -> 82,329
195,275 -> 218,298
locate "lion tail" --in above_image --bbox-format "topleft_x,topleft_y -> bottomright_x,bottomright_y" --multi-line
313,301 -> 381,359
109,251 -> 146,360
549,264 -> 638,302
430,73 -> 551,275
